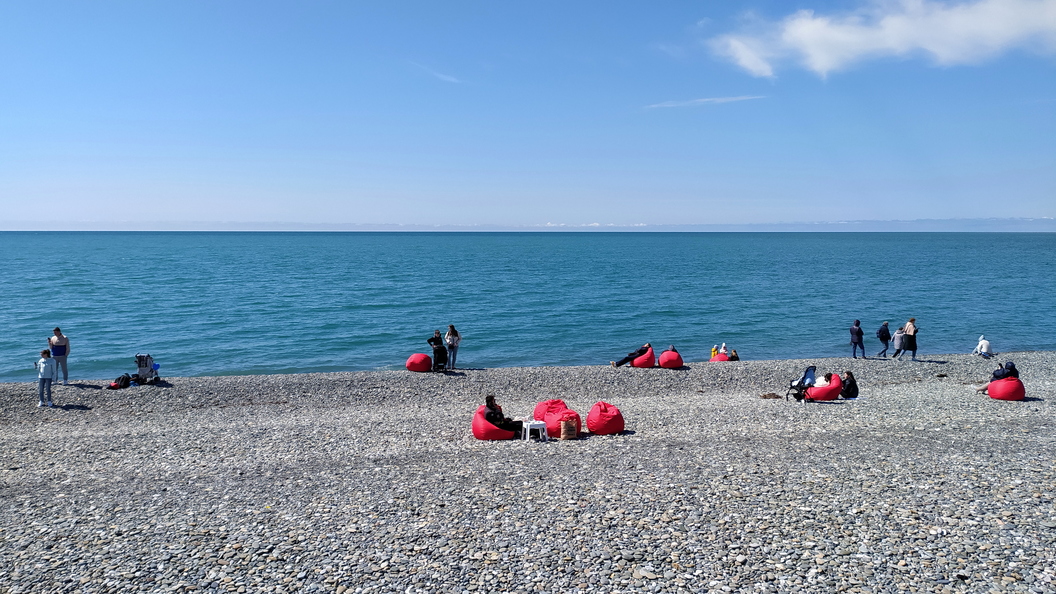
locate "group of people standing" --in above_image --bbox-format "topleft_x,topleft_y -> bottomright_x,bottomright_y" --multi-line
35,327 -> 70,407
426,325 -> 461,372
851,318 -> 920,360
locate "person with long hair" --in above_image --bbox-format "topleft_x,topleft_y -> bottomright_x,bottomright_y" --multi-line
445,325 -> 462,370
903,317 -> 919,361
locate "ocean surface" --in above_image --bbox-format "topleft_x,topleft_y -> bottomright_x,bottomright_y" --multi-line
1,232 -> 1054,382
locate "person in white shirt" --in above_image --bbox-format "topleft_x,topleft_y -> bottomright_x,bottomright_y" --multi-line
445,325 -> 462,370
35,349 -> 59,408
972,335 -> 994,359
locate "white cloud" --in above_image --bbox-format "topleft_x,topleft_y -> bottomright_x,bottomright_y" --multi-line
646,95 -> 765,108
409,61 -> 461,83
710,0 -> 1056,77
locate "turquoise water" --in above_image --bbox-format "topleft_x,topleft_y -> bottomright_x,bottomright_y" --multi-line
1,232 -> 1053,382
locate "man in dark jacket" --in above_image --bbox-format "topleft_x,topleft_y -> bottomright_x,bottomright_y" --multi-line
850,320 -> 867,359
611,343 -> 651,367
875,321 -> 892,357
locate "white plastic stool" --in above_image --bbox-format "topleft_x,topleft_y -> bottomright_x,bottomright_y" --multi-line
522,420 -> 548,442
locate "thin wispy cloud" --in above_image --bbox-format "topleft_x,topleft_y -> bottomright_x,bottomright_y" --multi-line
646,95 -> 765,108
710,0 -> 1056,77
409,61 -> 461,83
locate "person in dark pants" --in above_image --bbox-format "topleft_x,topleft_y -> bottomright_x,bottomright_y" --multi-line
850,320 -> 867,359
611,343 -> 651,367
903,317 -> 919,361
484,395 -> 522,437
875,322 -> 891,357
840,371 -> 859,399
427,330 -> 448,371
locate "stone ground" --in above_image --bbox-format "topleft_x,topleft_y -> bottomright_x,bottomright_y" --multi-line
1,352 -> 1054,594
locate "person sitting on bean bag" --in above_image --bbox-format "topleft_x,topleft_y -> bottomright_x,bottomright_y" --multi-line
658,345 -> 684,369
805,372 -> 842,401
483,395 -> 522,437
976,362 -> 1021,394
611,343 -> 651,368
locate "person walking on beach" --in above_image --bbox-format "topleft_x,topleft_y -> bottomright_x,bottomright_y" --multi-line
875,322 -> 891,357
891,326 -> 906,359
611,343 -> 651,367
36,349 -> 58,408
48,327 -> 70,385
445,325 -> 461,370
427,330 -> 448,372
850,320 -> 867,359
903,318 -> 920,361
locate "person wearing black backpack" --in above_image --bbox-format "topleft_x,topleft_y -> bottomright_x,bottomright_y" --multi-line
875,321 -> 892,357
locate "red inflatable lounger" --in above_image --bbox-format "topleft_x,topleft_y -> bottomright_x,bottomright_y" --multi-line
988,378 -> 1026,401
631,347 -> 655,368
709,353 -> 730,362
805,374 -> 843,401
534,399 -> 568,421
406,353 -> 432,372
472,405 -> 516,440
587,401 -> 625,435
658,350 -> 684,369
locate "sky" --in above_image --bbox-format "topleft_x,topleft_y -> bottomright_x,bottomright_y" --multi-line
1,0 -> 1054,229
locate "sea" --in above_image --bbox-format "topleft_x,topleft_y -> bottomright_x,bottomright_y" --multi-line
1,232 -> 1054,383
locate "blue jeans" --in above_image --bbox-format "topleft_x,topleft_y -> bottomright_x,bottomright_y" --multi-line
447,345 -> 458,369
852,342 -> 866,358
877,341 -> 889,357
38,378 -> 53,404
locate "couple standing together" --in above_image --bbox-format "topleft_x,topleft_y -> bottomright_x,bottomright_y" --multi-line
427,325 -> 462,371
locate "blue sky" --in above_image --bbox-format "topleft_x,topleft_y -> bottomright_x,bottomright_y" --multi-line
1,0 -> 1054,228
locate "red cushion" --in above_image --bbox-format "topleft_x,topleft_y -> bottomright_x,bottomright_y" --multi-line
631,347 -> 655,368
586,401 -> 625,435
658,351 -> 683,369
534,399 -> 568,421
472,406 -> 516,440
545,408 -> 581,438
806,374 -> 843,401
406,353 -> 432,372
988,378 -> 1026,401
709,353 -> 729,362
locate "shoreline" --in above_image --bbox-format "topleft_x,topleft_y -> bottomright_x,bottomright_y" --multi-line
3,349 -> 1049,386
2,351 -> 1053,592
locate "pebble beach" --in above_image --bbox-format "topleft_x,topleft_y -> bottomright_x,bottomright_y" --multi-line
2,352 -> 1055,594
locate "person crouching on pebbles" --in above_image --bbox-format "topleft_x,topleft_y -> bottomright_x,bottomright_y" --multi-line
611,343 -> 651,367
484,395 -> 522,438
35,350 -> 58,408
972,335 -> 994,359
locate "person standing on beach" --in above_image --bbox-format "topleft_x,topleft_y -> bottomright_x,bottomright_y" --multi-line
875,322 -> 892,357
36,349 -> 58,407
427,330 -> 448,371
891,326 -> 906,359
444,325 -> 461,370
48,327 -> 70,385
850,320 -> 867,359
903,318 -> 920,361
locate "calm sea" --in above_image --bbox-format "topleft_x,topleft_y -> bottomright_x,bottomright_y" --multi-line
1,232 -> 1053,382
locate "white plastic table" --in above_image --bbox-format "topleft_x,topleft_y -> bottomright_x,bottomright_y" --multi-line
521,419 -> 548,442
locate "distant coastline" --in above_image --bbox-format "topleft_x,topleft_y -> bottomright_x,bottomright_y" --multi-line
2,217 -> 1054,232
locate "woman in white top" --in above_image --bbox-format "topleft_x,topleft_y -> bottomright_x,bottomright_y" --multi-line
445,325 -> 462,370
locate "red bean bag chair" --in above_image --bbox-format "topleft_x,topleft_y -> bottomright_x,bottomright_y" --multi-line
988,378 -> 1025,401
586,401 -> 625,435
405,353 -> 432,372
544,407 -> 581,438
709,353 -> 730,362
631,347 -> 655,368
471,405 -> 516,440
658,350 -> 684,369
805,374 -> 843,402
534,399 -> 568,421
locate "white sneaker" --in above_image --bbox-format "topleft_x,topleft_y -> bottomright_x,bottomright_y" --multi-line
37,402 -> 44,408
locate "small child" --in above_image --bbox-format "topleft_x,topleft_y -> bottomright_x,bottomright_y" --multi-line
36,349 -> 58,408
